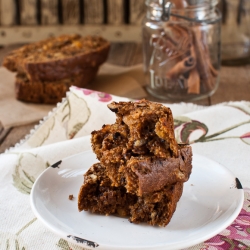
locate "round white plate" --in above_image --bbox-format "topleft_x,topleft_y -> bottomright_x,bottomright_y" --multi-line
30,151 -> 244,250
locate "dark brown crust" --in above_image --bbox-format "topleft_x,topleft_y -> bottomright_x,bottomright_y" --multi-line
78,162 -> 184,227
24,45 -> 109,81
15,68 -> 98,104
3,35 -> 110,82
126,145 -> 192,196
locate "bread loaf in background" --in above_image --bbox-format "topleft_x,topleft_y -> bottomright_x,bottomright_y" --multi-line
3,34 -> 110,104
15,68 -> 99,104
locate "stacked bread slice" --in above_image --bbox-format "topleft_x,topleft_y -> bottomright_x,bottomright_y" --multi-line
78,100 -> 192,227
3,34 -> 110,104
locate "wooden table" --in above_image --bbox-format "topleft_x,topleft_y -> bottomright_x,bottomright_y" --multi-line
0,42 -> 250,153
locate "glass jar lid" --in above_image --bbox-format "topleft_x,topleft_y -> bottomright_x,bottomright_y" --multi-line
145,0 -> 221,24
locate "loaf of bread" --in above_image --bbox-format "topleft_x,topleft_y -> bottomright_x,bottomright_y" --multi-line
15,67 -> 98,104
3,34 -> 110,82
78,99 -> 193,227
3,34 -> 110,104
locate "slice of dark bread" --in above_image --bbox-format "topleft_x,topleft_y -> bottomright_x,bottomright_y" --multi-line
78,100 -> 193,227
15,69 -> 98,104
91,99 -> 181,187
78,162 -> 184,227
3,34 -> 110,82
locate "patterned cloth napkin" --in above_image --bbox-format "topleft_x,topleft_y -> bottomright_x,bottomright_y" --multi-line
0,86 -> 250,250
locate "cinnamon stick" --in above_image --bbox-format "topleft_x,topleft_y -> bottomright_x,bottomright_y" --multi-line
166,25 -> 197,82
167,24 -> 191,50
200,27 -> 218,87
171,0 -> 185,9
166,55 -> 196,79
191,26 -> 214,92
199,27 -> 219,79
187,68 -> 200,94
151,33 -> 181,60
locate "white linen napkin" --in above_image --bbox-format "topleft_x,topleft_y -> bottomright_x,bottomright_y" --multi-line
0,86 -> 249,249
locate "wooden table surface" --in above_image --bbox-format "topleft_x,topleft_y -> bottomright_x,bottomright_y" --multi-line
0,42 -> 250,153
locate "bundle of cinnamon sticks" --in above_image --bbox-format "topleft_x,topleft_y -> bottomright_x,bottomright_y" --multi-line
157,0 -> 219,95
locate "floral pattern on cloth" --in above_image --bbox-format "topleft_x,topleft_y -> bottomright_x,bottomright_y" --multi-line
174,116 -> 250,145
1,87 -> 250,250
80,87 -> 113,102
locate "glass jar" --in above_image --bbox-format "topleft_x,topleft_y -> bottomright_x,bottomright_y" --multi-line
221,0 -> 250,65
142,0 -> 221,101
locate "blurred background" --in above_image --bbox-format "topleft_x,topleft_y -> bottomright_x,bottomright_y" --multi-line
0,0 -> 250,151
0,0 -> 249,64
0,0 -> 145,44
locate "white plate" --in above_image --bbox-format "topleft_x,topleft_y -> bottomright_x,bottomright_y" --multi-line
30,151 -> 244,250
